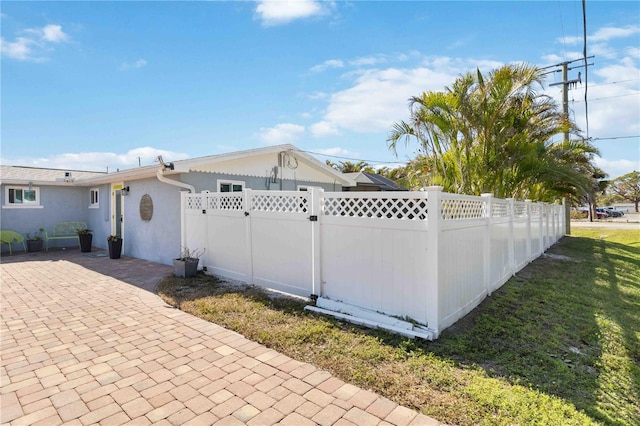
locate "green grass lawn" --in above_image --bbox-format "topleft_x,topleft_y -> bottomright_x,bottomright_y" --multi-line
158,228 -> 639,425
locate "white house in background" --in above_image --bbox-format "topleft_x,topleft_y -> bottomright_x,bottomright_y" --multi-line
1,144 -> 354,264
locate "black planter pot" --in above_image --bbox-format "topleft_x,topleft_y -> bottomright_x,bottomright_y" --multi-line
108,238 -> 122,259
78,233 -> 92,252
27,239 -> 44,252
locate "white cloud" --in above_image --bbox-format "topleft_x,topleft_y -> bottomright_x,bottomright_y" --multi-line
590,25 -> 640,43
559,25 -> 640,45
120,58 -> 148,71
349,55 -> 388,67
311,58 -> 477,135
0,37 -> 36,61
594,157 -> 639,180
307,91 -> 328,100
41,24 -> 69,43
310,59 -> 344,73
304,55 -> 507,137
310,121 -> 340,137
255,0 -> 333,27
0,23 -> 69,61
1,147 -> 190,172
313,147 -> 354,157
257,123 -> 305,144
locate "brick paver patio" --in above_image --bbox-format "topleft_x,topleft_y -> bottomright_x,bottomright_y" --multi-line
0,250 -> 441,425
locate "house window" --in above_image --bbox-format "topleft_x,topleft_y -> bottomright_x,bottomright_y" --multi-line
89,188 -> 99,208
218,180 -> 244,193
4,186 -> 42,208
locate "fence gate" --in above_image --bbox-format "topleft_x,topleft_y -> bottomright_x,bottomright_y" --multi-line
182,190 -> 316,298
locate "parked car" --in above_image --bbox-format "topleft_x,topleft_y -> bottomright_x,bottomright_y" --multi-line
578,207 -> 608,219
604,206 -> 624,217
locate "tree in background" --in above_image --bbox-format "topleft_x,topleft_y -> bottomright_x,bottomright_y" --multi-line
325,160 -> 376,174
608,171 -> 640,212
387,63 -> 599,202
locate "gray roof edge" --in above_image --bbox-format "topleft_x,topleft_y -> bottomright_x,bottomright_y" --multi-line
1,144 -> 356,187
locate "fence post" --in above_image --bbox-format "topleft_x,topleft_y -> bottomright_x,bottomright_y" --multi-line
507,198 -> 515,277
310,188 -> 323,299
525,199 -> 532,262
424,186 -> 443,336
563,197 -> 570,235
538,202 -> 545,254
481,193 -> 493,295
545,203 -> 551,250
244,189 -> 254,284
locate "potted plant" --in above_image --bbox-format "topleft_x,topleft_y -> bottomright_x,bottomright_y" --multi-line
173,247 -> 204,278
26,228 -> 45,252
107,235 -> 123,259
77,228 -> 93,252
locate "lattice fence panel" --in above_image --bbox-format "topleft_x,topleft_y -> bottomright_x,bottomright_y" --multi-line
492,201 -> 510,218
185,195 -> 203,210
251,194 -> 309,213
513,202 -> 527,217
208,194 -> 244,211
530,204 -> 542,216
322,197 -> 428,220
441,198 -> 485,220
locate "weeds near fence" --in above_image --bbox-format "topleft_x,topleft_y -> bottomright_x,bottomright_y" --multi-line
157,228 -> 639,426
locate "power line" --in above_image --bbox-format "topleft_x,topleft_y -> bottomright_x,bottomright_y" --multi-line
587,79 -> 639,88
301,150 -> 406,165
557,0 -> 568,60
591,136 -> 640,141
582,0 -> 589,138
572,92 -> 639,103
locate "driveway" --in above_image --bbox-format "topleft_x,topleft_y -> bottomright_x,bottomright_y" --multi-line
0,249 -> 439,425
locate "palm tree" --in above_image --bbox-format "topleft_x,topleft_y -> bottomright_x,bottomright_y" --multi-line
388,63 -> 597,201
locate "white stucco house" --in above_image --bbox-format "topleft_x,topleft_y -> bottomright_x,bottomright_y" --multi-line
1,144 -> 354,264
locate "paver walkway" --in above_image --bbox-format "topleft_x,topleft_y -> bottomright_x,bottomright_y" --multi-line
1,250 -> 440,425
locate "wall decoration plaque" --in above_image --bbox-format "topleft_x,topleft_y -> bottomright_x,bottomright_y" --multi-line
140,194 -> 153,222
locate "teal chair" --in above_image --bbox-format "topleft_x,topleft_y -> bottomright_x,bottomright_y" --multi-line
0,230 -> 27,255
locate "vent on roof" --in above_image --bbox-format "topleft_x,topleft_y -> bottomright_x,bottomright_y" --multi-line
56,171 -> 75,182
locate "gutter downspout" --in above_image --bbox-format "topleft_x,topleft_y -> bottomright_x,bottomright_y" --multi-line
156,169 -> 195,254
156,170 -> 195,193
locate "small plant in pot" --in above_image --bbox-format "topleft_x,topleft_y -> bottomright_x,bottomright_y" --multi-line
173,247 -> 204,278
77,228 -> 93,252
26,228 -> 45,252
107,235 -> 123,259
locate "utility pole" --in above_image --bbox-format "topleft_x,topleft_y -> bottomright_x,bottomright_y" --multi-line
544,57 -> 594,144
540,57 -> 594,233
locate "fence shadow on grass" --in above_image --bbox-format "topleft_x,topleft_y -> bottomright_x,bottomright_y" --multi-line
422,234 -> 639,425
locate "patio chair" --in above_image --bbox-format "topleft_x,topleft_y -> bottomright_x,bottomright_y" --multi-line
0,230 -> 27,255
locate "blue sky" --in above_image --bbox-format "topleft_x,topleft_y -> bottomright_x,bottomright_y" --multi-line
1,1 -> 639,180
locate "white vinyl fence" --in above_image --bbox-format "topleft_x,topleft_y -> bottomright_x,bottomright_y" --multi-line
182,187 -> 565,339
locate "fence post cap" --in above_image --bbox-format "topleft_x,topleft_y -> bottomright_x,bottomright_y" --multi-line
421,186 -> 443,192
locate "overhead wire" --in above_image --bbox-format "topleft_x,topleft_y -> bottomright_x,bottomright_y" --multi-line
300,149 -> 407,165
582,0 -> 589,138
571,92 -> 639,103
557,0 -> 568,60
591,136 -> 640,141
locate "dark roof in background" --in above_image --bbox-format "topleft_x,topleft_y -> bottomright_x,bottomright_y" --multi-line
362,173 -> 405,191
